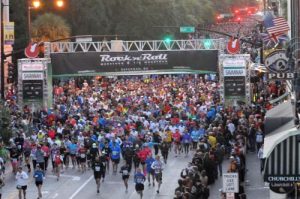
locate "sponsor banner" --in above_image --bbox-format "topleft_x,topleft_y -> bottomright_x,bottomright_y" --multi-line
223,58 -> 246,68
224,68 -> 246,76
22,80 -> 43,101
50,50 -> 218,76
224,76 -> 246,97
22,72 -> 44,80
21,63 -> 44,71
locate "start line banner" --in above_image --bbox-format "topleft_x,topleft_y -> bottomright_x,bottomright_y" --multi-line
50,50 -> 218,76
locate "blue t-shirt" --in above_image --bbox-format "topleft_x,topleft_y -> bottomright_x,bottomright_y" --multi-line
134,173 -> 146,184
191,130 -> 200,142
145,157 -> 155,172
34,170 -> 44,182
110,145 -> 121,160
68,143 -> 78,155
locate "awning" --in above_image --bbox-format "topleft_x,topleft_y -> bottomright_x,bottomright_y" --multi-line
263,120 -> 297,158
264,100 -> 294,135
263,121 -> 300,182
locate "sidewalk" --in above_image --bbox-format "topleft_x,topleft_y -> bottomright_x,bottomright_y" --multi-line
209,153 -> 269,199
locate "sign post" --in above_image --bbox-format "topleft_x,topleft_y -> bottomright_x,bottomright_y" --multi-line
223,173 -> 239,195
180,26 -> 195,33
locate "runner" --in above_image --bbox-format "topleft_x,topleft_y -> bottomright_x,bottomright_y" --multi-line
151,155 -> 164,194
23,140 -> 32,173
134,168 -> 146,199
78,144 -> 87,173
92,156 -> 105,194
120,163 -> 130,193
172,129 -> 182,157
101,142 -> 111,172
110,141 -> 121,175
160,140 -> 169,164
67,140 -> 78,169
10,145 -> 20,174
138,145 -> 152,175
133,145 -> 141,172
54,151 -> 62,181
15,166 -> 28,199
182,130 -> 192,157
35,145 -> 45,172
145,154 -> 155,186
33,165 -> 44,199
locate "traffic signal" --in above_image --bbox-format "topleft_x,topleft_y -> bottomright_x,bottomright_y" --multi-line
7,62 -> 14,84
203,34 -> 212,49
163,33 -> 173,45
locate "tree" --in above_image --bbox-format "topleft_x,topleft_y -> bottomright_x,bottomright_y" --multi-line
0,102 -> 12,145
31,13 -> 71,42
10,0 -> 259,45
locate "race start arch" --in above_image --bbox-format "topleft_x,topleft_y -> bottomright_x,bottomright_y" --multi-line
18,39 -> 225,109
44,39 -> 224,76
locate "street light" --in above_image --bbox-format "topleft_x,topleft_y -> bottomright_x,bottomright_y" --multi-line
28,0 -> 41,41
55,0 -> 64,8
32,0 -> 41,8
28,0 -> 65,41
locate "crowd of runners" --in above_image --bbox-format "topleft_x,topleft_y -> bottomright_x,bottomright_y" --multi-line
0,74 -> 282,199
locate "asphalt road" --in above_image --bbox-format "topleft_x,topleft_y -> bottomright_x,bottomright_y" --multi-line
3,150 -> 191,199
2,150 -> 269,199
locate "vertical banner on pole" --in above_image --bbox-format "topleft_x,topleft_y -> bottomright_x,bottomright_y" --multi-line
219,54 -> 251,108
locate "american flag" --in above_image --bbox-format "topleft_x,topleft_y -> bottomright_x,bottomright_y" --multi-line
264,12 -> 290,35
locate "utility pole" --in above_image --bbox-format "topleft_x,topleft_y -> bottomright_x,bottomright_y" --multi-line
1,0 -> 5,99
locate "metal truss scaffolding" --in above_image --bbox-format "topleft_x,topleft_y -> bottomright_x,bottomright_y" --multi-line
44,39 -> 225,57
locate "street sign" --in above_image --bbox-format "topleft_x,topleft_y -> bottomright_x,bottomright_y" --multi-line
180,26 -> 195,33
222,173 -> 239,193
227,38 -> 240,54
4,22 -> 14,45
24,42 -> 39,58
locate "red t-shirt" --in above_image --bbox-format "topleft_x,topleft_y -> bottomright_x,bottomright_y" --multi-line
48,129 -> 56,139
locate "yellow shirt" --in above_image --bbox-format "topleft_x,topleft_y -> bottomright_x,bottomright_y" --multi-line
208,135 -> 217,148
165,131 -> 172,142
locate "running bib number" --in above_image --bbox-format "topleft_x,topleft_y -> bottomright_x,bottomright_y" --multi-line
112,151 -> 118,156
123,170 -> 128,175
95,166 -> 101,172
136,177 -> 144,183
80,154 -> 86,158
155,169 -> 161,174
